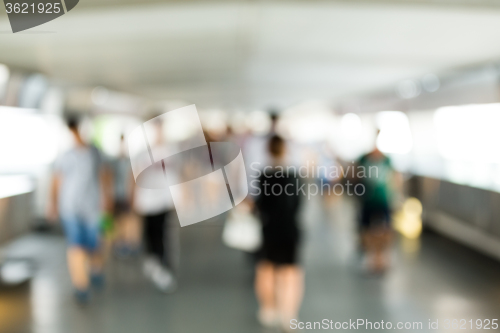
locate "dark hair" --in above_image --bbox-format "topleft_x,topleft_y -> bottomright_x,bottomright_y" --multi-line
66,115 -> 79,130
268,135 -> 285,157
269,111 -> 279,123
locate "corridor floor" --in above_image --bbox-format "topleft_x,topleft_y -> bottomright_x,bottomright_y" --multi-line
1,197 -> 500,333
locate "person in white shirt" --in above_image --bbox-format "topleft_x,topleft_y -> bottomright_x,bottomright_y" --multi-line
131,120 -> 178,293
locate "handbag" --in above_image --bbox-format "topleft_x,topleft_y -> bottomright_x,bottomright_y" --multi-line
222,206 -> 262,252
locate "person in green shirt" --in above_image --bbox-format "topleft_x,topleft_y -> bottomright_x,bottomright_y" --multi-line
356,143 -> 395,273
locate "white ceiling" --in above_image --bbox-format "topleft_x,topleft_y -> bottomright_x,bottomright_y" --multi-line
2,1 -> 500,109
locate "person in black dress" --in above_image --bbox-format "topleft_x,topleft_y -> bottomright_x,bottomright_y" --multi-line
254,135 -> 304,331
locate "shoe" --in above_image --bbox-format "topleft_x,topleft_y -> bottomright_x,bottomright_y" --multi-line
114,245 -> 130,258
151,267 -> 177,293
90,272 -> 105,290
143,257 -> 160,279
74,289 -> 90,305
114,245 -> 140,259
257,309 -> 279,328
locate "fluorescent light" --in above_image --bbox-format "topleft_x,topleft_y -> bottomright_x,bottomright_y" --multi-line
340,113 -> 362,139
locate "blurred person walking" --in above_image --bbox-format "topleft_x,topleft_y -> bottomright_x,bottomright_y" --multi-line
132,120 -> 177,293
110,134 -> 141,258
254,135 -> 304,332
48,116 -> 112,304
355,134 -> 395,273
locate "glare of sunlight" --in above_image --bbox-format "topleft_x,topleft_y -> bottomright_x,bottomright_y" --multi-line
393,197 -> 423,239
376,111 -> 413,154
